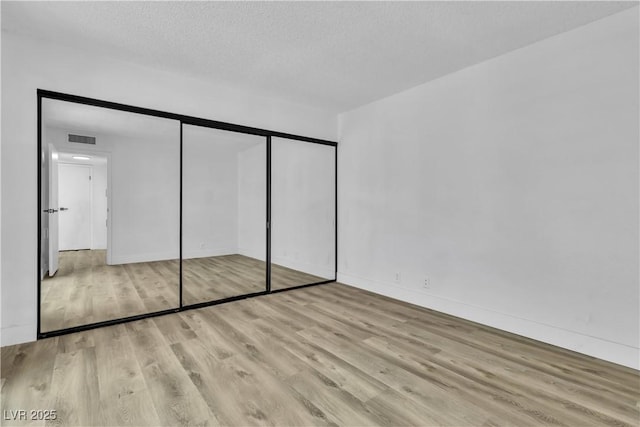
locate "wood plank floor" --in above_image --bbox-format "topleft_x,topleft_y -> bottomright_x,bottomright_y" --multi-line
5,282 -> 639,426
41,250 -> 325,332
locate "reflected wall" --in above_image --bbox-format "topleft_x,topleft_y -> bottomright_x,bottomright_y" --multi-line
40,99 -> 180,332
271,137 -> 336,290
182,125 -> 267,304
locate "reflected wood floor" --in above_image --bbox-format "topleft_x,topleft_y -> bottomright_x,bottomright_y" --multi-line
183,255 -> 325,305
4,283 -> 639,426
41,250 -> 325,332
41,250 -> 179,332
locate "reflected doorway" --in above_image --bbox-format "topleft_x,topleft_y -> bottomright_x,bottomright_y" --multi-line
40,98 -> 180,333
42,150 -> 113,331
38,91 -> 337,338
58,164 -> 91,251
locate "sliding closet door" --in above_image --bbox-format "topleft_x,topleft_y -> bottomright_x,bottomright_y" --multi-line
271,138 -> 336,290
182,125 -> 267,305
40,98 -> 180,333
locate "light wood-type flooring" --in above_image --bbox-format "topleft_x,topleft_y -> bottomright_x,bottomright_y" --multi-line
4,282 -> 639,426
183,254 -> 326,305
41,250 -> 325,332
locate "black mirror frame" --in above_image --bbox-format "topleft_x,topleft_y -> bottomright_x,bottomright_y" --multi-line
37,89 -> 338,339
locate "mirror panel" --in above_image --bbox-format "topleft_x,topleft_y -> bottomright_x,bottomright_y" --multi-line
40,99 -> 180,332
182,125 -> 267,304
271,137 -> 336,290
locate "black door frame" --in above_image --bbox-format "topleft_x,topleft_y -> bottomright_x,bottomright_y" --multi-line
37,89 -> 338,339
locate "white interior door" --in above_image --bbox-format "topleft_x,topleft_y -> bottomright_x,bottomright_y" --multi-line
48,145 -> 59,275
59,163 -> 92,251
40,143 -> 50,279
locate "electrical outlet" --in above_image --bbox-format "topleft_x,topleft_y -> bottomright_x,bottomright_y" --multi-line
423,277 -> 430,289
395,272 -> 401,283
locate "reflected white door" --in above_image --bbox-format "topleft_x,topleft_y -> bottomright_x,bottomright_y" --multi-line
59,163 -> 92,251
49,145 -> 59,275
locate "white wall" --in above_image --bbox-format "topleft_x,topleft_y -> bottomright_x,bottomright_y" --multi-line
1,32 -> 336,346
338,8 -> 639,369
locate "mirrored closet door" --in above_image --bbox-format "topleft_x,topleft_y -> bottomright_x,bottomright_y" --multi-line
40,98 -> 181,332
271,137 -> 336,290
38,91 -> 337,337
182,125 -> 267,305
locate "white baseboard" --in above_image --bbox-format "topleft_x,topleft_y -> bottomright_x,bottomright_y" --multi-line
237,247 -> 266,262
236,250 -> 335,280
1,324 -> 36,347
183,247 -> 237,260
108,251 -> 179,265
337,272 -> 640,370
272,255 -> 334,280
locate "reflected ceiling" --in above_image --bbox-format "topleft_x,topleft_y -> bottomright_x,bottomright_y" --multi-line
43,98 -> 177,139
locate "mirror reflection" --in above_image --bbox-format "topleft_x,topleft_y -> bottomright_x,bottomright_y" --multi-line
182,125 -> 267,304
271,137 -> 336,290
40,99 -> 180,332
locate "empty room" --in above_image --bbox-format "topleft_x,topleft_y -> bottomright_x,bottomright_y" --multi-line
1,1 -> 638,426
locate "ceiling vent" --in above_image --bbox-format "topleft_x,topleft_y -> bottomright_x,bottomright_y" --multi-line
68,134 -> 96,145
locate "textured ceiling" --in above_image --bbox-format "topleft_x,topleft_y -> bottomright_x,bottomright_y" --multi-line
3,1 -> 637,112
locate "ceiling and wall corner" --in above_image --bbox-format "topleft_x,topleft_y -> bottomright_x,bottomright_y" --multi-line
1,1 -> 638,357
1,1 -> 636,114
